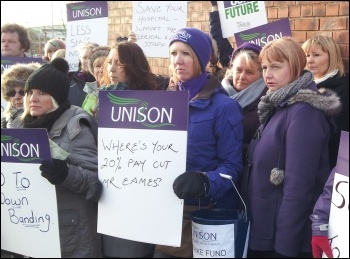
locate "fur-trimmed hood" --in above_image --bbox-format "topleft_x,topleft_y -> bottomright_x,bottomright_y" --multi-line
1,62 -> 41,101
287,87 -> 342,117
270,87 -> 341,186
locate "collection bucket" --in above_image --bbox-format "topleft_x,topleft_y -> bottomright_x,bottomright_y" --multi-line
191,173 -> 250,258
192,209 -> 250,258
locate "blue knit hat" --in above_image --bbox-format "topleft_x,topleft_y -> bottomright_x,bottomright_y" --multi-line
169,28 -> 212,73
231,42 -> 262,62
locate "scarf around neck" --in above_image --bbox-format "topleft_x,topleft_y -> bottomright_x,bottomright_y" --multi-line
177,72 -> 208,101
102,82 -> 129,90
23,100 -> 71,132
258,70 -> 314,124
230,78 -> 266,109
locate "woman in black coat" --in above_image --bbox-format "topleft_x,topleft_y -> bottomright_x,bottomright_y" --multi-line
302,35 -> 349,169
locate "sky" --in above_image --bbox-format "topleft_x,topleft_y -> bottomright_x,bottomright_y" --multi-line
1,1 -> 68,28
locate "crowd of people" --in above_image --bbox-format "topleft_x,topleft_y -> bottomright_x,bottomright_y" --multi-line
1,2 -> 348,258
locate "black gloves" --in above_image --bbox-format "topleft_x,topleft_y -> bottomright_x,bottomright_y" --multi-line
173,172 -> 209,199
86,178 -> 103,202
40,158 -> 68,185
210,1 -> 218,6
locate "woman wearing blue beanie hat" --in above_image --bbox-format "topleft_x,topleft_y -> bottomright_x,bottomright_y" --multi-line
169,27 -> 213,73
154,28 -> 244,258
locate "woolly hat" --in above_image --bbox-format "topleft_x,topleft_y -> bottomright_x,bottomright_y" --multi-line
231,42 -> 262,62
1,62 -> 41,102
25,58 -> 70,105
169,27 -> 212,73
44,39 -> 66,55
88,46 -> 110,75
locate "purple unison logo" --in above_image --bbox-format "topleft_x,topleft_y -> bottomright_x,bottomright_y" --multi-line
107,93 -> 175,128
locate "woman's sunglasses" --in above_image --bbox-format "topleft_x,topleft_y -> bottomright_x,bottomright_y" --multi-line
6,89 -> 25,97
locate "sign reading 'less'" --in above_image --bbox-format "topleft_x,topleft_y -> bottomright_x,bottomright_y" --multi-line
65,1 -> 108,71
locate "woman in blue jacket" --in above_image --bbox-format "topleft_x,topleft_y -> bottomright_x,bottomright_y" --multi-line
241,37 -> 341,258
154,27 -> 244,258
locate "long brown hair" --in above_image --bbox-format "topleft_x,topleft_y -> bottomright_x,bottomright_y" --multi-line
114,41 -> 157,90
99,57 -> 111,86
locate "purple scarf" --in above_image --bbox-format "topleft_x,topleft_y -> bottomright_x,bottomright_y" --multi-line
177,72 -> 209,100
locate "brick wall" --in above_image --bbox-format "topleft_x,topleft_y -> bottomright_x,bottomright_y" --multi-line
107,1 -> 349,76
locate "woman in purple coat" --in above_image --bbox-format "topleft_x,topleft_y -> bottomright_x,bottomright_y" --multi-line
241,37 -> 341,258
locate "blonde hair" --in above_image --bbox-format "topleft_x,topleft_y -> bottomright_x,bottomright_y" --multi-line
259,37 -> 306,83
21,96 -> 58,120
169,43 -> 202,85
228,49 -> 262,77
302,35 -> 345,76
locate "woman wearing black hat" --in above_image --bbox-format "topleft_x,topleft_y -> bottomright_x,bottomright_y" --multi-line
19,58 -> 102,258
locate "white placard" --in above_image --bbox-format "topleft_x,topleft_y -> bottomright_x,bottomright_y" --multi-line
327,173 -> 349,258
65,1 -> 108,71
217,1 -> 267,38
97,128 -> 186,246
132,1 -> 187,58
1,163 -> 60,258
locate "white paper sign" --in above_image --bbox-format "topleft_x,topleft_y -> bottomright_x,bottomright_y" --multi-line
327,173 -> 349,258
217,1 -> 267,38
132,1 -> 187,58
65,1 -> 108,71
1,163 -> 60,258
98,128 -> 186,246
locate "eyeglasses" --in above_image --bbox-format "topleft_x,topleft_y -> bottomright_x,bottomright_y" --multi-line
6,89 -> 25,97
